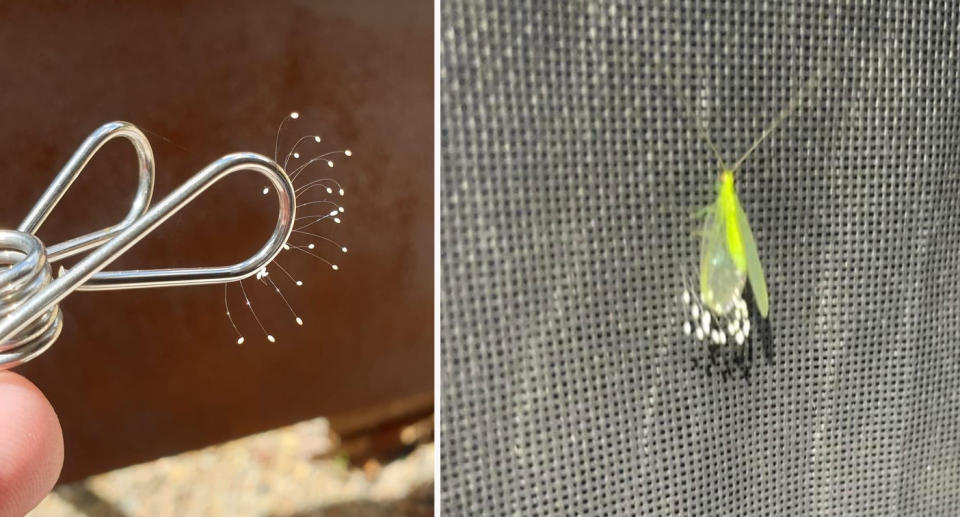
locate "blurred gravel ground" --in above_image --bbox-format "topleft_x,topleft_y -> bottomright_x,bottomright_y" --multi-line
27,417 -> 434,517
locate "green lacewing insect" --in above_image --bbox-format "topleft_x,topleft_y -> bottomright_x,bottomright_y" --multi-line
700,169 -> 767,320
668,67 -> 823,346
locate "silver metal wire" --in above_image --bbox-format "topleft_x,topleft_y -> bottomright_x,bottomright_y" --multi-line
0,121 -> 295,369
20,121 -> 156,261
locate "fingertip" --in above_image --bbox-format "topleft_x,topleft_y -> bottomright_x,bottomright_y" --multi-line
0,372 -> 64,517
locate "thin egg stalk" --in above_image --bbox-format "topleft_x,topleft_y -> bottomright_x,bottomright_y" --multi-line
226,110 -> 351,344
699,171 -> 769,318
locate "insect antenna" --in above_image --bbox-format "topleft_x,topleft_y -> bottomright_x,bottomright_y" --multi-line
730,66 -> 830,173
661,63 -> 730,171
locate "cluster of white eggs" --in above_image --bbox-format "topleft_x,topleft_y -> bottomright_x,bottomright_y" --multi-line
680,289 -> 751,346
226,111 -> 351,345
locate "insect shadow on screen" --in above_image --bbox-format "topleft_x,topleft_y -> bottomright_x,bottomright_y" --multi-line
684,271 -> 773,382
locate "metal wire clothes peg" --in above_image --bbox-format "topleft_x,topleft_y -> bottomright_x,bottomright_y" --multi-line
0,121 -> 296,369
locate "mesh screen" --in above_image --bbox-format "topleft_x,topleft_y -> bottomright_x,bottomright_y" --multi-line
441,1 -> 960,515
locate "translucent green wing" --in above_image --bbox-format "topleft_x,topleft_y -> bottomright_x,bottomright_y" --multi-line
699,202 -> 746,317
733,196 -> 769,318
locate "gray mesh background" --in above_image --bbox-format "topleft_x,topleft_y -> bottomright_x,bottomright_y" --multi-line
441,1 -> 960,515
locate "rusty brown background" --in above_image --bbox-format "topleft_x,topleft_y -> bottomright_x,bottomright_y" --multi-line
1,0 -> 433,482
